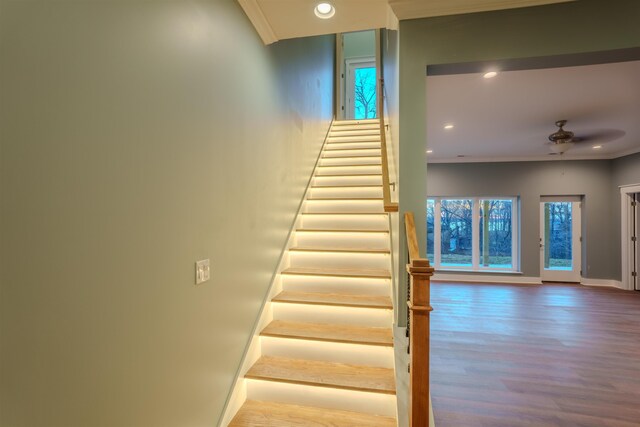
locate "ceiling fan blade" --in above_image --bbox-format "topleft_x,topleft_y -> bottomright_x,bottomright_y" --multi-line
573,129 -> 626,143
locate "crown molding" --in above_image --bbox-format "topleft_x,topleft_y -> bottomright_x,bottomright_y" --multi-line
237,0 -> 279,45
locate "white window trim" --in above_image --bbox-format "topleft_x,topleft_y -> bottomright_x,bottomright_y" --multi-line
428,196 -> 519,272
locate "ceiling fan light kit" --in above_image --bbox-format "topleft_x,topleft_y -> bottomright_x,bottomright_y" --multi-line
549,141 -> 574,154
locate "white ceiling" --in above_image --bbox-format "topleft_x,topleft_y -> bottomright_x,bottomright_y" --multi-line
238,0 -> 572,44
426,61 -> 640,163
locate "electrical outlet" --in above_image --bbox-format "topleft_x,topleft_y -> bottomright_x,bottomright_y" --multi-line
195,259 -> 210,284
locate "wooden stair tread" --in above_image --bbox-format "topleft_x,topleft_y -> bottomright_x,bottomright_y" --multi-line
312,173 -> 382,177
281,267 -> 392,279
296,228 -> 389,233
325,147 -> 381,152
229,400 -> 396,427
300,212 -> 386,215
306,197 -> 383,201
261,320 -> 393,346
322,155 -> 381,159
311,184 -> 382,188
317,163 -> 382,167
273,290 -> 393,309
333,120 -> 379,125
289,246 -> 390,253
245,356 -> 396,394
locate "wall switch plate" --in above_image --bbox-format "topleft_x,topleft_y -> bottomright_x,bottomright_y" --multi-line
195,259 -> 210,284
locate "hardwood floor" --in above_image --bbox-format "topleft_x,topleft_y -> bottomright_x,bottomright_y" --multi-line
430,282 -> 640,427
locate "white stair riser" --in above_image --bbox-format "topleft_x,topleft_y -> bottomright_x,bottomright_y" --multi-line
272,303 -> 392,327
313,175 -> 382,186
333,119 -> 379,126
310,187 -> 382,199
325,142 -> 381,150
328,130 -> 380,137
320,157 -> 381,167
295,231 -> 389,248
260,337 -> 394,368
301,213 -> 388,229
303,200 -> 383,213
327,136 -> 381,144
281,275 -> 390,296
288,251 -> 390,270
246,380 -> 396,417
323,149 -> 380,158
331,123 -> 379,131
315,166 -> 381,177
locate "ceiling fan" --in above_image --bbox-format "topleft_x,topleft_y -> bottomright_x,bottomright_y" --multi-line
547,120 -> 578,154
547,120 -> 624,154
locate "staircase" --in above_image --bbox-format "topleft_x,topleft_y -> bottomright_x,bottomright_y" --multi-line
228,119 -> 397,426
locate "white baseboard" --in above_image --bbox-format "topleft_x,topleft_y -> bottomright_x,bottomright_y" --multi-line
432,273 -> 627,289
581,278 -> 625,289
432,273 -> 542,285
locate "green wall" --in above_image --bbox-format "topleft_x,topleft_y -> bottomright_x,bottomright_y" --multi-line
0,1 -> 334,426
397,0 -> 640,324
343,30 -> 376,60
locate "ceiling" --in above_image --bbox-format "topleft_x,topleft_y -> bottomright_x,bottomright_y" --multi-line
238,0 -> 572,44
426,60 -> 640,163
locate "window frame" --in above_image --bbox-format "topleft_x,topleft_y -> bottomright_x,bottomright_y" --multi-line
428,196 -> 520,272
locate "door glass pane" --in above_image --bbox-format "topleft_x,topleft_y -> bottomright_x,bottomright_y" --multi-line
354,67 -> 377,119
544,202 -> 572,270
427,199 -> 435,264
479,199 -> 513,269
440,199 -> 473,267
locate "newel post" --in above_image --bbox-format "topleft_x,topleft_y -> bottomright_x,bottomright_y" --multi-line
407,258 -> 434,427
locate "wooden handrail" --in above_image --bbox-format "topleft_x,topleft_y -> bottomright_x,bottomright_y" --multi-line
378,78 -> 398,213
404,212 -> 433,427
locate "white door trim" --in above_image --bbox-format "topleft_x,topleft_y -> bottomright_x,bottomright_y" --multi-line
620,184 -> 640,291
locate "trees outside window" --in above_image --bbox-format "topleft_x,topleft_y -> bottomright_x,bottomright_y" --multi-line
427,197 -> 519,271
353,67 -> 377,119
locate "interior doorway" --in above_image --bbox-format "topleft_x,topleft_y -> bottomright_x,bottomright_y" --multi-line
539,197 -> 582,283
336,30 -> 376,120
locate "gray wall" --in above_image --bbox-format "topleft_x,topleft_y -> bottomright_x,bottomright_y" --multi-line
396,0 -> 640,324
427,160 -> 613,279
0,1 -> 334,426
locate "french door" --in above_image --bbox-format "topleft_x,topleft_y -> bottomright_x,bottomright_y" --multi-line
540,197 -> 582,282
633,193 -> 639,291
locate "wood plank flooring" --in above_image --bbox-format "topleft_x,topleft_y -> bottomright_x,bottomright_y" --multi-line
430,282 -> 640,427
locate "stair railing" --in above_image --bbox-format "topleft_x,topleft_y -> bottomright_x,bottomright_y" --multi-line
377,78 -> 398,213
404,211 -> 433,426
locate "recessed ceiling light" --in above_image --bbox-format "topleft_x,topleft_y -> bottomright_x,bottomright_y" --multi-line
483,71 -> 498,79
426,150 -> 433,154
314,2 -> 335,19
592,145 -> 602,149
444,124 -> 454,130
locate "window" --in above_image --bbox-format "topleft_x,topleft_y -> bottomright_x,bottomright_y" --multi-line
427,197 -> 519,271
